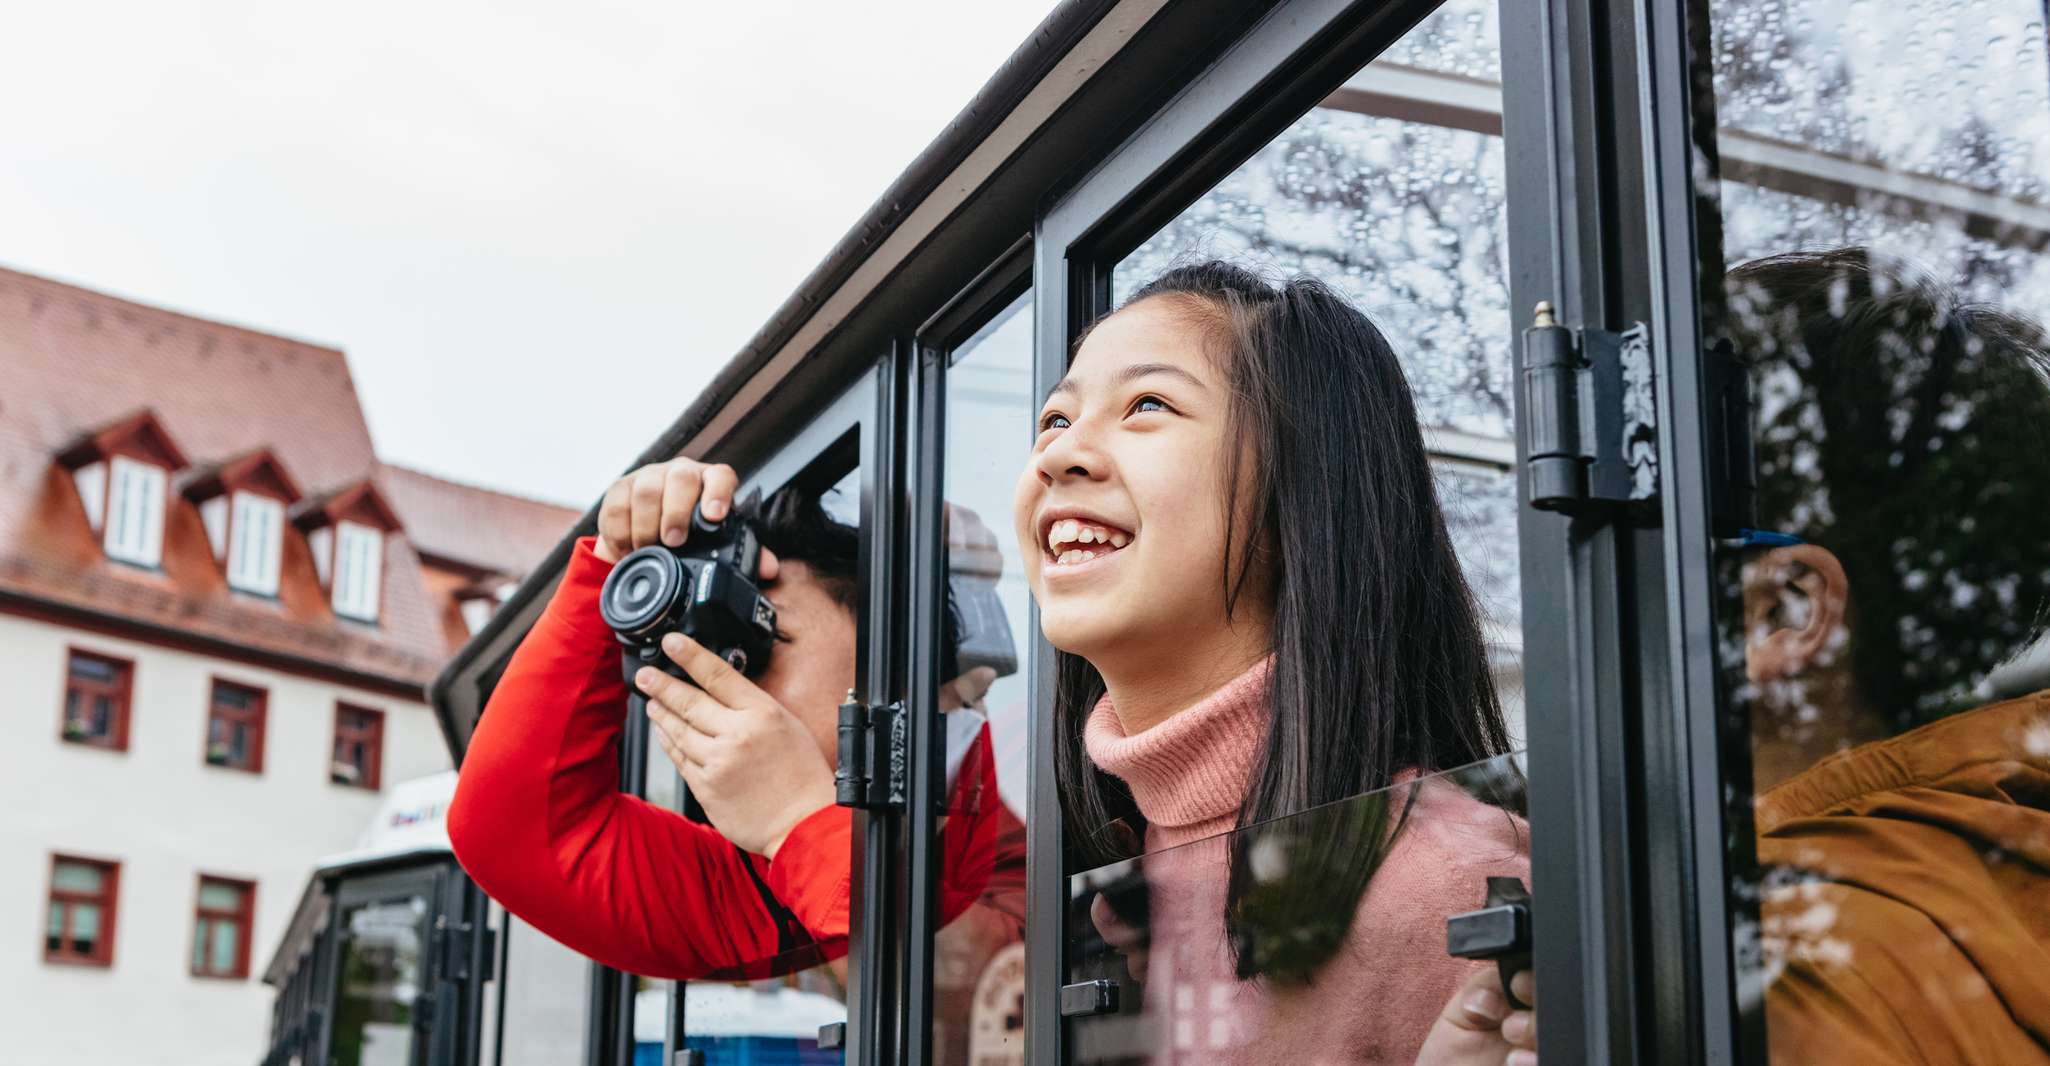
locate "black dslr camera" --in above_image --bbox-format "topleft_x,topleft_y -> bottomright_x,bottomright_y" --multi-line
598,506 -> 777,684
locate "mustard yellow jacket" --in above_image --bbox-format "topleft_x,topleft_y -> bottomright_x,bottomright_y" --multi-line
1757,690 -> 2050,1064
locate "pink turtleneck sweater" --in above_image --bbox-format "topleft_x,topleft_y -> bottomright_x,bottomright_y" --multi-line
1083,658 -> 1530,1065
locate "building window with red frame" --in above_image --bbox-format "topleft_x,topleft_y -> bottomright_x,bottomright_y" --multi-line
332,704 -> 384,789
46,855 -> 119,967
61,649 -> 133,751
204,680 -> 267,773
190,876 -> 255,979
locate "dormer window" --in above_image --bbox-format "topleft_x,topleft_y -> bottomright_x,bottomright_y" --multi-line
226,493 -> 284,595
332,521 -> 384,622
178,449 -> 302,598
292,480 -> 404,626
56,410 -> 187,572
105,457 -> 168,568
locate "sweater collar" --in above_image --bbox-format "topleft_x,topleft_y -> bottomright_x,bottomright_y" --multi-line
1082,656 -> 1274,837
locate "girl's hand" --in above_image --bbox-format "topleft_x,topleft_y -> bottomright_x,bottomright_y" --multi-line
1414,966 -> 1536,1066
1089,893 -> 1150,984
594,456 -> 780,577
636,632 -> 836,858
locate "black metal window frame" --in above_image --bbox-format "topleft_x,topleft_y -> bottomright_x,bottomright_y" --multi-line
595,370 -> 891,1066
304,860 -> 485,1066
428,0 -> 1775,1062
1022,0 -> 1754,1063
890,241 -> 1036,1066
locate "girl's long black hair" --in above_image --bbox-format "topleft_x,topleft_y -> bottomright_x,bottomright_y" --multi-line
1053,261 -> 1512,983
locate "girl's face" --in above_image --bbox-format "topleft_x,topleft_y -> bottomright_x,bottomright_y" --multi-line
1013,297 -> 1264,667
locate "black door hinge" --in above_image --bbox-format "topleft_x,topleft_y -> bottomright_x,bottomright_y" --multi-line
436,917 -> 494,984
1521,303 -> 1659,514
834,692 -> 906,811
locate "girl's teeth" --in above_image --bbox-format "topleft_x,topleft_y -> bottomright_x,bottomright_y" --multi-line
1109,532 -> 1128,548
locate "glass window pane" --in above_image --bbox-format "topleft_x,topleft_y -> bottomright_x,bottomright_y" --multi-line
69,654 -> 119,683
1699,2 -> 2050,1062
931,289 -> 1035,1064
198,881 -> 244,911
210,919 -> 239,972
1108,0 -> 1523,749
48,901 -> 65,939
192,918 -> 211,971
1064,753 -> 1529,1062
1047,3 -> 1531,1059
72,902 -> 101,942
53,861 -> 104,894
496,915 -> 592,1066
330,897 -> 425,1066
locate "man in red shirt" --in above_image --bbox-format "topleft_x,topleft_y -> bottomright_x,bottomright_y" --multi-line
447,458 -> 1005,980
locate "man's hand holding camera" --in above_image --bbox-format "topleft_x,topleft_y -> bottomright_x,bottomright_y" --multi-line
636,634 -> 836,859
594,457 -> 779,575
594,457 -> 835,858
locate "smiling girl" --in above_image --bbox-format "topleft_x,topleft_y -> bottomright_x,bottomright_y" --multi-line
1016,262 -> 1534,1065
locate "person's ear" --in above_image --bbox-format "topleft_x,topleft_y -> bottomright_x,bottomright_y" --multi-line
1742,543 -> 1849,683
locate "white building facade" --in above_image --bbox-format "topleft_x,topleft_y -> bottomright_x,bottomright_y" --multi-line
1,613 -> 451,1065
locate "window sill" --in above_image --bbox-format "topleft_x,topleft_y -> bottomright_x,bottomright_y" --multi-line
60,735 -> 128,754
44,953 -> 113,969
190,969 -> 249,982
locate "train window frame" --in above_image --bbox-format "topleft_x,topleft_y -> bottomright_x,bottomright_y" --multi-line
628,367 -> 888,1066
1023,0 -> 1723,1061
416,0 -> 1799,1061
891,240 -> 1036,1066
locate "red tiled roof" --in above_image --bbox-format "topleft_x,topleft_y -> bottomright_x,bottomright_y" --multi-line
0,266 -> 552,692
376,463 -> 579,579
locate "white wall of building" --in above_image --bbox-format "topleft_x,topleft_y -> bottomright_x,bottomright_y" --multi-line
0,611 -> 451,1065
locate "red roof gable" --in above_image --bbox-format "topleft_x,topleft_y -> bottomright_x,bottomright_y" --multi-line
293,480 -> 406,534
178,448 -> 305,504
56,408 -> 190,471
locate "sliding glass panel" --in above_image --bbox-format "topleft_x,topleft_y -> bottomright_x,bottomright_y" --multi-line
1109,0 -> 1525,740
929,289 -> 1035,1064
1064,752 -> 1529,1062
1696,1 -> 2050,1061
495,916 -> 590,1066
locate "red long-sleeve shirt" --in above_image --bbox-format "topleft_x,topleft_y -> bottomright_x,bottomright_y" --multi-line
447,536 -> 998,980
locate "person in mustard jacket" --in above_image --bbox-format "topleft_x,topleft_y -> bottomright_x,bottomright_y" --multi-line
1727,247 -> 2050,1064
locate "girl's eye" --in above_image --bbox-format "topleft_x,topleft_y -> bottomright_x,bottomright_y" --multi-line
1038,412 -> 1071,432
1131,395 -> 1170,416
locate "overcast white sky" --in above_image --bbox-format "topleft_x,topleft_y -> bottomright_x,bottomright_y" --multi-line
1,1 -> 1057,507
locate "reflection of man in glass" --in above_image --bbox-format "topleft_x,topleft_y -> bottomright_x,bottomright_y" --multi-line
1726,247 -> 2050,1063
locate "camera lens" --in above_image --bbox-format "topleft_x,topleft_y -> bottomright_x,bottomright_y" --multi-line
600,548 -> 686,638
